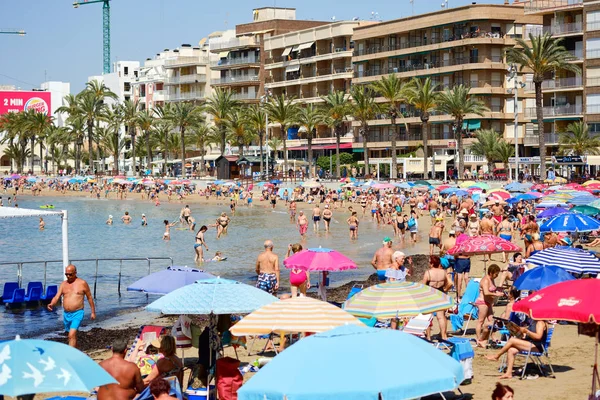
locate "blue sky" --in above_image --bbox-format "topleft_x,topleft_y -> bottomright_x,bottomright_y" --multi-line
1,0 -> 506,93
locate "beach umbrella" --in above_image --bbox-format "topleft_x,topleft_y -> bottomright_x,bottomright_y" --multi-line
447,234 -> 522,256
283,247 -> 357,272
572,205 -> 600,216
567,195 -> 598,206
537,201 -> 569,209
237,325 -> 463,400
515,193 -> 539,202
459,180 -> 477,188
540,212 -> 600,232
26,177 -> 37,183
214,179 -> 226,185
436,184 -> 451,191
488,190 -> 511,200
344,281 -> 454,319
0,337 -> 116,397
394,182 -> 413,189
526,246 -> 600,275
538,207 -> 570,219
301,180 -> 321,188
222,181 -> 235,187
412,180 -> 432,187
544,176 -> 567,184
277,187 -> 293,197
441,187 -> 459,194
583,179 -> 600,186
525,191 -> 544,198
455,189 -> 469,197
372,183 -> 395,190
471,182 -> 490,190
482,199 -> 507,207
127,266 -> 215,295
230,296 -> 364,336
531,183 -> 548,191
270,179 -> 282,185
590,199 -> 600,209
513,265 -> 575,291
489,188 -> 511,196
505,182 -> 528,192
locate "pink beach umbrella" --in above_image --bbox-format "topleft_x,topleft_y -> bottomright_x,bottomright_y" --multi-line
447,234 -> 522,273
525,191 -> 543,198
284,247 -> 357,272
372,183 -> 395,190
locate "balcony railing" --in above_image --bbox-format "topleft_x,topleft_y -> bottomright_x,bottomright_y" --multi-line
525,104 -> 583,117
587,105 -> 600,114
165,74 -> 207,84
270,67 -> 353,83
541,76 -> 583,89
588,21 -> 600,32
524,133 -> 560,146
543,21 -> 583,36
587,77 -> 600,87
211,56 -> 259,67
587,49 -> 600,59
524,0 -> 583,13
211,37 -> 259,51
164,56 -> 210,67
211,74 -> 259,85
230,92 -> 258,101
166,91 -> 206,101
569,49 -> 584,59
356,56 -> 504,78
464,155 -> 487,163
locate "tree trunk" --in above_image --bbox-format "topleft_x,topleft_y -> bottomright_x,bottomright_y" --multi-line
76,141 -> 82,173
335,125 -> 341,179
362,124 -> 369,178
30,136 -> 35,174
200,144 -> 206,176
87,119 -> 94,173
51,145 -> 56,174
282,124 -> 288,180
422,119 -> 429,179
391,118 -> 398,180
114,132 -> 119,175
180,127 -> 186,178
239,141 -> 244,158
220,125 -> 226,155
145,131 -> 152,176
457,121 -> 464,179
307,133 -> 313,179
39,141 -> 44,174
259,130 -> 264,178
535,82 -> 546,180
131,131 -> 137,177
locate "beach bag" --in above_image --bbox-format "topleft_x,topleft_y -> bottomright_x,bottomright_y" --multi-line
216,357 -> 243,400
407,218 -> 416,228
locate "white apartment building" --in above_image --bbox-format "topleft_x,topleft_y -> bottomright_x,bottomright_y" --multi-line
88,60 -> 140,106
163,43 -> 216,103
41,81 -> 71,128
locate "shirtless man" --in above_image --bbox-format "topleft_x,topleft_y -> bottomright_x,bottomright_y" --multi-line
428,198 -> 439,222
121,211 -> 132,224
449,194 -> 459,217
270,192 -> 277,209
322,205 -> 333,232
181,205 -> 192,226
98,338 -> 145,400
47,264 -> 96,348
289,200 -> 297,223
312,205 -> 322,232
491,200 -> 504,225
255,240 -> 280,294
480,213 -> 496,235
371,237 -> 394,281
297,210 -> 309,238
429,217 -> 444,256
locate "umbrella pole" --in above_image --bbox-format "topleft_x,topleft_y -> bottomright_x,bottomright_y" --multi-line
593,329 -> 600,397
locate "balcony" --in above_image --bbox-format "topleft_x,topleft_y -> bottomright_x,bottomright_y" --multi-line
230,92 -> 258,101
541,76 -> 583,90
543,22 -> 583,36
166,91 -> 206,102
569,49 -> 583,59
211,56 -> 260,68
267,67 -> 353,85
587,49 -> 600,59
211,37 -> 259,51
525,104 -> 583,118
588,21 -> 600,32
164,56 -> 210,68
165,74 -> 207,85
464,155 -> 487,163
212,74 -> 259,85
588,105 -> 600,115
524,133 -> 560,146
524,0 -> 583,13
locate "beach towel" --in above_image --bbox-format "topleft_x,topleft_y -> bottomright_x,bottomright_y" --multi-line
450,279 -> 480,332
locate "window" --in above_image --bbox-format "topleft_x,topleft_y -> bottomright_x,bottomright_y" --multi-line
587,94 -> 600,114
124,82 -> 131,92
587,67 -> 600,86
124,66 -> 129,76
586,38 -> 600,58
589,123 -> 600,133
587,10 -> 600,31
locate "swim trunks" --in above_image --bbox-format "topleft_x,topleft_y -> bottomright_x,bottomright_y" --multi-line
256,273 -> 278,294
429,237 -> 440,245
493,215 -> 502,224
63,309 -> 85,332
313,216 -> 321,222
499,234 -> 512,241
376,270 -> 387,281
454,258 -> 471,274
299,224 -> 308,235
430,210 -> 437,217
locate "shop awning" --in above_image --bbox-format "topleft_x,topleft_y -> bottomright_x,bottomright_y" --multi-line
288,143 -> 353,151
285,64 -> 300,73
298,41 -> 315,51
291,45 -> 300,52
281,47 -> 292,57
462,120 -> 481,130
218,51 -> 229,58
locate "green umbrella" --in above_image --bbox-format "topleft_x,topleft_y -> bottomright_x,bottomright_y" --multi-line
571,205 -> 600,216
412,180 -> 432,187
472,182 -> 490,190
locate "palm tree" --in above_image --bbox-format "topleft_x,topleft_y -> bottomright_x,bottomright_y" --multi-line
152,120 -> 173,176
370,74 -> 407,179
225,109 -> 250,157
45,124 -> 67,174
559,121 -> 600,156
495,140 -> 515,173
205,88 -> 240,155
265,94 -> 299,177
122,99 -> 140,176
99,122 -> 126,173
245,105 -> 267,176
77,90 -> 107,172
406,77 -> 439,178
436,84 -> 488,179
190,124 -> 218,175
296,104 -> 322,178
104,104 -> 124,174
350,85 -> 380,177
166,102 -> 202,177
268,137 -> 282,161
320,91 -> 352,178
136,110 -> 155,173
506,33 -> 581,180
0,111 -> 28,172
470,129 -> 501,174
65,115 -> 86,172
24,110 -> 53,174
2,143 -> 30,173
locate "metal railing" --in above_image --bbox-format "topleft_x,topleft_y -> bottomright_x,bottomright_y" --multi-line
166,91 -> 206,101
0,257 -> 173,298
524,0 -> 583,13
569,49 -> 584,59
544,21 -> 583,35
165,74 -> 207,84
212,74 -> 259,85
164,56 -> 210,67
588,21 -> 600,32
524,132 -> 560,146
587,105 -> 600,114
211,37 -> 259,51
542,76 -> 583,89
211,56 -> 260,67
525,104 -> 583,117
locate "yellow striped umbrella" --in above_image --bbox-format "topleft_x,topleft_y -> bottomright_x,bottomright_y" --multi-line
229,296 -> 364,336
583,180 -> 600,186
459,180 -> 477,188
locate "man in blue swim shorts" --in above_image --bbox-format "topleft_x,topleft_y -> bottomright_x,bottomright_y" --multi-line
371,237 -> 394,281
48,264 -> 96,348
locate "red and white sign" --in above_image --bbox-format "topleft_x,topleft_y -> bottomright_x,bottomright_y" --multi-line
0,91 -> 51,115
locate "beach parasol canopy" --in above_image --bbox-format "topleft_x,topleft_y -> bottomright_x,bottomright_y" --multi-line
482,199 -> 507,207
459,180 -> 477,188
412,180 -> 432,187
229,296 -> 364,336
526,246 -> 600,275
283,247 -> 357,272
372,183 -> 395,190
544,177 -> 567,184
571,205 -> 600,216
540,212 -> 600,233
584,180 -> 600,186
441,187 -> 460,194
301,180 -> 321,188
237,324 -> 464,400
504,182 -> 529,192
447,234 -> 522,256
470,182 -> 490,190
394,182 -> 413,189
566,194 -> 598,206
537,207 -> 570,219
513,265 -> 575,291
343,281 -> 454,319
0,337 -> 117,397
146,277 -> 278,315
127,266 -> 215,295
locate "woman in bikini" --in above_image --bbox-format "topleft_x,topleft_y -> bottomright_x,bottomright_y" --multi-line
144,336 -> 183,389
194,225 -> 209,263
216,212 -> 230,239
525,233 -> 544,258
286,243 -> 310,297
347,212 -> 359,240
422,255 -> 453,340
475,264 -> 504,347
497,215 -> 514,263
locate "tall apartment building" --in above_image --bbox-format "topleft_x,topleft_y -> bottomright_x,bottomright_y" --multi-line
163,43 -> 214,104
209,7 -> 328,103
351,3 -> 541,178
89,61 -> 140,106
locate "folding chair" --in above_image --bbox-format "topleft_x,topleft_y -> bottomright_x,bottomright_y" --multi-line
515,325 -> 556,379
448,279 -> 480,335
125,325 -> 169,360
402,314 -> 433,337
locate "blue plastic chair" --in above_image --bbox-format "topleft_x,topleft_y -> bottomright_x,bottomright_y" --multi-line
515,325 -> 555,379
4,288 -> 25,306
41,285 -> 58,302
24,286 -> 42,302
2,282 -> 19,301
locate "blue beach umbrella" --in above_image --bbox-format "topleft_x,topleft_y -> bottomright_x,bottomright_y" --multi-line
515,193 -> 538,202
567,194 -> 598,206
26,177 -> 37,183
526,246 -> 600,275
395,182 -> 413,190
146,277 -> 277,315
513,265 -> 575,291
238,324 -> 464,400
127,266 -> 215,295
277,187 -> 293,197
0,337 -> 116,397
270,179 -> 282,185
505,182 -> 528,192
455,189 -> 469,197
540,212 -> 600,232
214,179 -> 226,185
538,207 -> 570,219
537,201 -> 569,209
440,187 -> 458,194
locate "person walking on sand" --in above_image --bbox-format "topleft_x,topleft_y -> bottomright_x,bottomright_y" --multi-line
371,237 -> 394,282
255,240 -> 280,295
297,210 -> 308,238
98,338 -> 145,400
347,211 -> 359,239
162,220 -> 176,241
47,264 -> 96,348
312,204 -> 321,232
194,225 -> 209,263
322,205 -> 333,232
289,200 -> 297,222
429,217 -> 444,256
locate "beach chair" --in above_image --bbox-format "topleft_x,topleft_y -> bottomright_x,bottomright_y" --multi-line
4,288 -> 24,306
449,279 -> 480,335
40,285 -> 58,302
24,286 -> 42,303
1,282 -> 19,302
125,325 -> 169,360
402,314 -> 433,337
514,325 -> 556,379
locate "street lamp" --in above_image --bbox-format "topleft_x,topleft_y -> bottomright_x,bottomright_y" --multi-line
507,63 -> 526,181
260,89 -> 273,180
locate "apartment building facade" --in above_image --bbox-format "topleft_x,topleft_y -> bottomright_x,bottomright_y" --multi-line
351,3 -> 541,177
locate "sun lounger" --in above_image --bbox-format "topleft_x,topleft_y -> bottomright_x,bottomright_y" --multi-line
1,282 -> 19,302
402,314 -> 433,337
125,325 -> 169,360
4,288 -> 24,306
449,279 -> 480,334
40,285 -> 58,302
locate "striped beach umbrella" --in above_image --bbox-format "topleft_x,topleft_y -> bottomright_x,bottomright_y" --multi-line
526,246 -> 600,275
229,296 -> 363,336
343,281 -> 454,319
540,212 -> 600,232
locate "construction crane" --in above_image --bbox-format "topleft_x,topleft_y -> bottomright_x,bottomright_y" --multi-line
0,29 -> 26,36
73,0 -> 111,74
